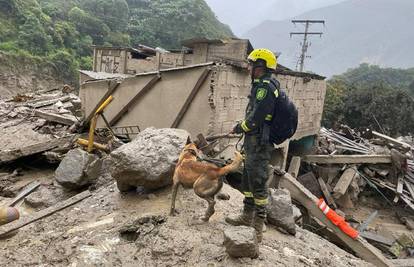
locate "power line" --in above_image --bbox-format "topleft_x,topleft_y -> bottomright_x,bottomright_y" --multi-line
290,20 -> 325,72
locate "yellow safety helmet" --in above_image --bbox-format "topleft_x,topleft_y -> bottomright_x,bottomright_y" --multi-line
247,48 -> 277,70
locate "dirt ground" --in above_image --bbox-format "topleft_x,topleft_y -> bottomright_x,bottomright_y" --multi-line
0,174 -> 373,267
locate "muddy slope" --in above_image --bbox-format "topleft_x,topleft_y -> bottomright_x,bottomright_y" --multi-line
0,183 -> 372,266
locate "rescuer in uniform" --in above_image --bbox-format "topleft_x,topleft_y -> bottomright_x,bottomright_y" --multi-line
226,48 -> 279,242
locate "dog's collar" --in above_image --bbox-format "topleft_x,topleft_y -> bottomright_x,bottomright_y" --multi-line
184,148 -> 203,161
184,148 -> 198,157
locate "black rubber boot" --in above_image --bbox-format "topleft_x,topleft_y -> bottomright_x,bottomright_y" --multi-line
253,216 -> 265,243
225,208 -> 254,227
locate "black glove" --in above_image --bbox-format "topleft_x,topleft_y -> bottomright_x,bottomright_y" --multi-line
232,123 -> 243,134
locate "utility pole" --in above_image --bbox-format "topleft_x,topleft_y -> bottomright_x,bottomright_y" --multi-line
290,20 -> 325,72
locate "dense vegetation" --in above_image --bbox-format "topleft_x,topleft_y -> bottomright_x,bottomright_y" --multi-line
323,64 -> 414,136
0,0 -> 232,84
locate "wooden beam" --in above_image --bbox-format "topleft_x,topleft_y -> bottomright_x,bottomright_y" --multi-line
360,231 -> 395,246
288,156 -> 301,178
109,75 -> 161,126
404,180 -> 414,199
279,171 -> 393,267
0,190 -> 91,238
171,68 -> 211,128
318,177 -> 337,208
0,136 -> 73,163
390,259 -> 414,267
8,181 -> 41,207
84,81 -> 121,125
333,168 -> 358,199
29,96 -> 71,108
77,138 -> 109,152
34,110 -> 78,126
372,131 -> 411,151
401,196 -> 414,212
394,176 -> 404,203
303,155 -> 392,164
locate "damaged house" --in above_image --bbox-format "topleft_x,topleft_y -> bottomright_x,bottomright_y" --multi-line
79,38 -> 326,168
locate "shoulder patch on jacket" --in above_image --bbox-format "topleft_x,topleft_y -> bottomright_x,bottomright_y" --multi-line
256,88 -> 268,100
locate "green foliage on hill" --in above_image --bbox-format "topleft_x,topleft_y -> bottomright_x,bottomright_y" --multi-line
0,0 -> 232,84
323,64 -> 414,136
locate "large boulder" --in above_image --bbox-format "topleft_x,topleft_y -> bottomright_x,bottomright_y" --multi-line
55,148 -> 102,189
223,226 -> 259,258
110,127 -> 189,192
266,188 -> 296,235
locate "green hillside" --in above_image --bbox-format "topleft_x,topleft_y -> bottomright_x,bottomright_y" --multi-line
323,64 -> 414,135
0,0 -> 232,83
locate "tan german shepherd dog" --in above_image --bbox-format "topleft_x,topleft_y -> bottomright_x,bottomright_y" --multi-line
169,138 -> 243,221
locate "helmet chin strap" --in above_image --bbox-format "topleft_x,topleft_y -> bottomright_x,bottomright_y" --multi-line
251,64 -> 266,81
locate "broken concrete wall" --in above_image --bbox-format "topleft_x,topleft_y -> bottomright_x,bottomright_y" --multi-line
93,47 -> 128,74
79,64 -> 213,137
209,64 -> 326,141
208,64 -> 251,136
127,56 -> 159,74
91,39 -> 251,76
277,75 -> 326,140
80,62 -> 326,143
206,40 -> 250,62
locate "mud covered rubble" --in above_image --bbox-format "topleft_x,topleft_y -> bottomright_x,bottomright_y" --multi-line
296,125 -> 414,260
0,126 -> 370,265
0,181 -> 372,267
0,86 -> 82,165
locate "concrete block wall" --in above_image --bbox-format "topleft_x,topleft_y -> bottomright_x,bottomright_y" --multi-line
276,75 -> 326,139
206,41 -> 249,62
209,64 -> 326,141
209,64 -> 251,135
94,49 -> 127,74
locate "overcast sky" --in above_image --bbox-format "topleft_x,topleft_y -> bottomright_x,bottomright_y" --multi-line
205,0 -> 346,35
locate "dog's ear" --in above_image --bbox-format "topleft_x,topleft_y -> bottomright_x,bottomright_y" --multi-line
186,136 -> 192,145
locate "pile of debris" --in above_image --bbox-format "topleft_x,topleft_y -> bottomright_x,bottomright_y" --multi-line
293,125 -> 414,260
0,85 -> 83,164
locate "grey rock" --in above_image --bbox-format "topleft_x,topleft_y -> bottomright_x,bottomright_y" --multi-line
55,148 -> 102,189
223,226 -> 258,258
110,127 -> 189,191
266,188 -> 296,235
292,204 -> 302,221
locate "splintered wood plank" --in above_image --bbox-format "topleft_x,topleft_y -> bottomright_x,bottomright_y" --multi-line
372,131 -> 412,150
318,177 -> 337,209
303,155 -> 392,164
394,176 -> 404,203
0,190 -> 92,238
34,110 -> 77,126
288,156 -> 301,178
404,180 -> 414,199
279,171 -> 393,267
8,181 -> 41,207
333,168 -> 358,199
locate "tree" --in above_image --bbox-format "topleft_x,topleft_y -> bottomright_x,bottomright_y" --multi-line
323,65 -> 414,135
68,6 -> 110,45
17,15 -> 52,55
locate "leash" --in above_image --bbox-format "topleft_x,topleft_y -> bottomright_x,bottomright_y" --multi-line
235,134 -> 244,152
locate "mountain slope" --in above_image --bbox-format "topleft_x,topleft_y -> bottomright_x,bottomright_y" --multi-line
244,0 -> 414,76
205,0 -> 345,35
0,0 -> 232,84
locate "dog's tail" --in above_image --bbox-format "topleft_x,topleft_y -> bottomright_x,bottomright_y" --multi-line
217,151 -> 243,176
